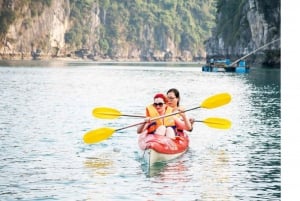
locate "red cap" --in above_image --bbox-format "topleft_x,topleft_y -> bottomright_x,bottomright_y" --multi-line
154,93 -> 168,103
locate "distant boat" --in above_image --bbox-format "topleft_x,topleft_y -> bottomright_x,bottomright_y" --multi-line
202,59 -> 249,73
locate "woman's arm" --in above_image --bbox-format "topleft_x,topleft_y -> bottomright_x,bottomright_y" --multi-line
174,110 -> 192,131
137,117 -> 150,134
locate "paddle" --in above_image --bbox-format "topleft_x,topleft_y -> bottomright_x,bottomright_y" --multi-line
83,117 -> 232,144
194,117 -> 231,129
83,93 -> 231,144
92,92 -> 231,119
92,108 -> 231,128
92,107 -> 145,119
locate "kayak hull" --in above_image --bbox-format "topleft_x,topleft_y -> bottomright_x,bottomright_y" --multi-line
138,131 -> 189,166
142,148 -> 188,167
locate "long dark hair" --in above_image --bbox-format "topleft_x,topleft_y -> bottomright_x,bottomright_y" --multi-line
167,88 -> 180,106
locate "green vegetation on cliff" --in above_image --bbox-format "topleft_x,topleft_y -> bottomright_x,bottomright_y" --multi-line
65,0 -> 217,58
0,0 -> 216,60
215,0 -> 248,46
0,0 -> 52,37
0,10 -> 16,37
206,0 -> 280,66
214,0 -> 280,47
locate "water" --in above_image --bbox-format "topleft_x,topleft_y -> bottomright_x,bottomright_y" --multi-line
0,60 -> 280,200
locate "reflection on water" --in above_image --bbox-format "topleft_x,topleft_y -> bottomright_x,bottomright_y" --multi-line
199,148 -> 232,201
142,157 -> 190,180
0,61 -> 280,200
84,156 -> 114,176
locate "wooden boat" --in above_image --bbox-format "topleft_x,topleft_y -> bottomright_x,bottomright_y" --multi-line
138,130 -> 189,167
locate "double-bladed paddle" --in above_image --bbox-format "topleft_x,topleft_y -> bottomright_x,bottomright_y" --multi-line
83,93 -> 232,144
194,117 -> 231,129
83,117 -> 231,144
92,107 -> 145,119
92,92 -> 231,119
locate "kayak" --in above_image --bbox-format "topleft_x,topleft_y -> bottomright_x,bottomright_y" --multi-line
138,130 -> 189,167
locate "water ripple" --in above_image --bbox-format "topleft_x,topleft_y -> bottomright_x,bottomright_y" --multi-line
0,62 -> 280,200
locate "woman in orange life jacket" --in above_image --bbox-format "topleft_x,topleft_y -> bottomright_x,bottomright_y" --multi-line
137,93 -> 192,139
166,88 -> 195,132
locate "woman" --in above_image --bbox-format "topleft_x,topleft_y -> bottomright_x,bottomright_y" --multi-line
166,88 -> 181,109
166,88 -> 194,131
137,93 -> 192,139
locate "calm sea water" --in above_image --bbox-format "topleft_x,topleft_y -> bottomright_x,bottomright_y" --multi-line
0,60 -> 280,200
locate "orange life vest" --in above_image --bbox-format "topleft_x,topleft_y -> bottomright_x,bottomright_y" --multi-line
146,104 -> 175,134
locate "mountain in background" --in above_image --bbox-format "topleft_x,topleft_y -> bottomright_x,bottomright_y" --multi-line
205,0 -> 280,66
0,0 -> 216,61
0,0 -> 280,66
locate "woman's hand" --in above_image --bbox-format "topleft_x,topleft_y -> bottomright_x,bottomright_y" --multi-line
144,117 -> 151,123
137,117 -> 150,134
177,107 -> 187,119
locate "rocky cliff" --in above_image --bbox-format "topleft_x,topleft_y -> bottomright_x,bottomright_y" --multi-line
1,0 -> 280,64
0,0 -> 216,61
205,0 -> 280,66
0,0 -> 70,59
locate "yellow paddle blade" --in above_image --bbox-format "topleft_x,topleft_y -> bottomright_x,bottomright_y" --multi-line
92,107 -> 122,119
83,127 -> 116,144
203,117 -> 232,129
201,93 -> 231,109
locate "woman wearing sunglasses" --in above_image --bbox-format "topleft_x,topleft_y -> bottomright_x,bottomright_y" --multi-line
137,93 -> 192,139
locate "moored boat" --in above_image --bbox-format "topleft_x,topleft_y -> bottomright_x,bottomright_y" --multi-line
202,59 -> 249,73
138,131 -> 189,167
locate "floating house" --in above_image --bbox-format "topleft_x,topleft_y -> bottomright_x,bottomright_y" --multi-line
202,59 -> 249,73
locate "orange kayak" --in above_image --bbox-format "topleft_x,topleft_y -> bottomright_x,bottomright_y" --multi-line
138,131 -> 189,166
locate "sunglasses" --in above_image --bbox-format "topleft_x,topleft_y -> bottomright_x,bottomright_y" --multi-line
153,102 -> 164,107
167,96 -> 176,100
